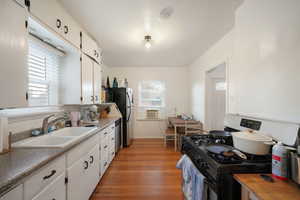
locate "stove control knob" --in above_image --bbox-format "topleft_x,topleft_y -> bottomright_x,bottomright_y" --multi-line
200,162 -> 209,170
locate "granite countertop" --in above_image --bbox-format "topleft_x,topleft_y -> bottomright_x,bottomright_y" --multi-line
0,117 -> 120,196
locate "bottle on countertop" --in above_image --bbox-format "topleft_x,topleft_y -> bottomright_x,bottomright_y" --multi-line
272,141 -> 288,180
112,77 -> 118,88
106,76 -> 111,88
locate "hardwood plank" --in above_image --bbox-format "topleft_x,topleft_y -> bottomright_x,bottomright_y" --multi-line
90,139 -> 183,200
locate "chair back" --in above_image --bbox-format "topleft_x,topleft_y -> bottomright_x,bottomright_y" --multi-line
184,121 -> 205,135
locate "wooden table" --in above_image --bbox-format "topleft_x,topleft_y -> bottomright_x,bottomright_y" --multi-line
234,174 -> 300,200
168,117 -> 200,151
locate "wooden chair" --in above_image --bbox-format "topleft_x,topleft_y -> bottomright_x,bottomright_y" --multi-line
164,127 -> 175,147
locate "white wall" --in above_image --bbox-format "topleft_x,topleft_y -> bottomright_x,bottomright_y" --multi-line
109,67 -> 189,138
189,0 -> 300,127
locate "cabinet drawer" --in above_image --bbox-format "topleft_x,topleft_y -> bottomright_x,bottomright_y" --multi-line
0,185 -> 22,200
32,173 -> 66,200
24,155 -> 65,200
67,133 -> 99,166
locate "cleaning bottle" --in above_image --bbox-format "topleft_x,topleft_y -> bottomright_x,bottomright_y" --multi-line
272,141 -> 288,180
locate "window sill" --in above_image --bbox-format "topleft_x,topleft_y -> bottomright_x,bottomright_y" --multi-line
136,118 -> 165,121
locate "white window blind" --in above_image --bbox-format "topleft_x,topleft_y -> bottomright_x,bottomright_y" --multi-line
28,39 -> 61,106
138,80 -> 166,108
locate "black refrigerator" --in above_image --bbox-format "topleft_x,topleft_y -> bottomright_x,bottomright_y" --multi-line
108,88 -> 133,147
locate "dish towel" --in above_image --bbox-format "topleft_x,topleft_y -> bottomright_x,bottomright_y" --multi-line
177,154 -> 207,200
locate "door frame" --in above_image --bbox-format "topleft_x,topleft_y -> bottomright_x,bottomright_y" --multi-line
204,62 -> 228,130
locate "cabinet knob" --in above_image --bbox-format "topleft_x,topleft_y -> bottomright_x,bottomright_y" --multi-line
84,161 -> 89,170
64,25 -> 69,34
89,156 -> 94,164
56,19 -> 62,28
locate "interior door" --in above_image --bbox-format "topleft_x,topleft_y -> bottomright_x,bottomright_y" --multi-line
210,78 -> 226,130
0,0 -> 28,108
93,63 -> 102,104
81,54 -> 94,104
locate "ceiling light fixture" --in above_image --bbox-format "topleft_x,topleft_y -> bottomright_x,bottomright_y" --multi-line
144,35 -> 152,49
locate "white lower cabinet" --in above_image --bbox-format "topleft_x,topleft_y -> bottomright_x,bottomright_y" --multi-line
67,142 -> 100,200
0,185 -> 23,200
100,124 -> 116,177
1,124 -> 117,200
67,156 -> 87,200
24,155 -> 66,200
85,145 -> 100,197
32,173 -> 66,200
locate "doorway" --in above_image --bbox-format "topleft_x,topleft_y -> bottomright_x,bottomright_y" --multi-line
205,63 -> 227,130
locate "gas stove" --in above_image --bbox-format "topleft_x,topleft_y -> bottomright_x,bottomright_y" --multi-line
181,134 -> 271,200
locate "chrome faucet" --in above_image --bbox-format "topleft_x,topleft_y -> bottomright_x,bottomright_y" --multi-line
42,114 -> 68,134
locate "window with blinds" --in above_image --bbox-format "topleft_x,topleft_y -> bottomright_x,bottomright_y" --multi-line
28,38 -> 61,106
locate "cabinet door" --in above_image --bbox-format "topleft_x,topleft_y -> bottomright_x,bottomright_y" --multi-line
85,145 -> 100,197
93,63 -> 102,104
62,12 -> 81,49
0,185 -> 22,200
30,0 -> 64,34
82,32 -> 99,60
67,157 -> 89,200
81,54 -> 94,104
0,0 -> 28,108
32,173 -> 66,200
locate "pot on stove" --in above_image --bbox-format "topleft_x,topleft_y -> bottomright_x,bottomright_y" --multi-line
231,131 -> 275,155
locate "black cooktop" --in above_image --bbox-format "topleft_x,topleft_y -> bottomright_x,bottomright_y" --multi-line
182,134 -> 271,176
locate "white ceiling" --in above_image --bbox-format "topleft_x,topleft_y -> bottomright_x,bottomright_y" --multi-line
59,0 -> 242,67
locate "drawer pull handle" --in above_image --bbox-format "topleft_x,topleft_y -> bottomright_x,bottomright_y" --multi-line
104,132 -> 108,135
112,138 -> 114,141
43,170 -> 56,180
89,156 -> 94,164
104,145 -> 108,149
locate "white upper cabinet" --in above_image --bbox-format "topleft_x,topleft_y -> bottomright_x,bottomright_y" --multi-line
29,0 -> 81,48
63,12 -> 81,49
81,32 -> 102,63
93,63 -> 102,104
81,54 -> 102,105
0,0 -> 28,108
81,54 -> 94,104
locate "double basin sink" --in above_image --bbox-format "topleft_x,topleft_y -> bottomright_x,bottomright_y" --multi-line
13,127 -> 98,149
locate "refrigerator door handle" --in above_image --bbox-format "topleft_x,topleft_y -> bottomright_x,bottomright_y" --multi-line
126,92 -> 132,122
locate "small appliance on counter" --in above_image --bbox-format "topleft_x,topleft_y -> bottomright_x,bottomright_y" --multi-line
81,105 -> 100,125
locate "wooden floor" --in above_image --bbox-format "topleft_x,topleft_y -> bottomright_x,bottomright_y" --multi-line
90,139 -> 183,200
